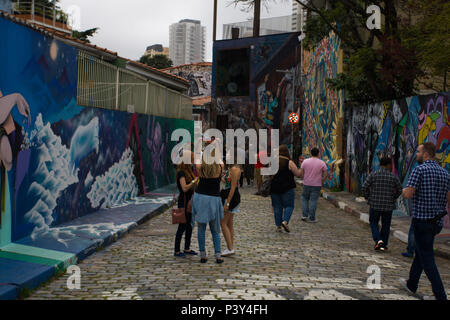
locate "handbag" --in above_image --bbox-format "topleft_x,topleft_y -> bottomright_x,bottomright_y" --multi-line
171,180 -> 192,225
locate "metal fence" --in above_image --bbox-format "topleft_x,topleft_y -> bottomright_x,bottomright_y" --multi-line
77,51 -> 192,120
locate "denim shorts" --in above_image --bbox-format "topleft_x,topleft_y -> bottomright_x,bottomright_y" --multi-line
230,204 -> 240,214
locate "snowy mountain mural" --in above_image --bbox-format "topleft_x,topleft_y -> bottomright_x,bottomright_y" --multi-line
0,16 -> 193,245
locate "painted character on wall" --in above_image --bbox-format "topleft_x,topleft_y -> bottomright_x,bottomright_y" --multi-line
0,91 -> 31,171
259,74 -> 281,128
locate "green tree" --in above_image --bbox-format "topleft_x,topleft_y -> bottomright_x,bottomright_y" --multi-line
231,0 -> 448,103
72,28 -> 99,43
139,54 -> 173,69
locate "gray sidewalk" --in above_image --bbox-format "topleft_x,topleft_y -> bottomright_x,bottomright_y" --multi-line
297,180 -> 450,260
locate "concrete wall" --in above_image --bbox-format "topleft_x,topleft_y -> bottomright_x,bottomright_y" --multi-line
0,16 -> 193,247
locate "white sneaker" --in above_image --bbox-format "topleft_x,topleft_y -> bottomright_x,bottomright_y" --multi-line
221,249 -> 235,257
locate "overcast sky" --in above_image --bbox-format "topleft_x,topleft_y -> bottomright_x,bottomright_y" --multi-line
58,0 -> 293,62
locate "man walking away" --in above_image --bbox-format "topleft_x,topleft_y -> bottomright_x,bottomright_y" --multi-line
362,155 -> 402,251
300,147 -> 328,223
400,142 -> 449,300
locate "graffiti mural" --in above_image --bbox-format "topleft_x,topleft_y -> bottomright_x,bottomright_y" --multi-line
301,31 -> 344,189
164,63 -> 212,98
213,33 -> 302,152
346,92 -> 450,226
0,16 -> 193,246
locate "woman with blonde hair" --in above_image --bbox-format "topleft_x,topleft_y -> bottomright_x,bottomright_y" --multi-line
192,150 -> 225,264
174,150 -> 198,257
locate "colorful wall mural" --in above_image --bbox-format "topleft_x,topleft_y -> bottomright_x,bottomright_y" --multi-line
345,92 -> 450,226
212,33 -> 302,153
0,16 -> 193,247
301,31 -> 344,189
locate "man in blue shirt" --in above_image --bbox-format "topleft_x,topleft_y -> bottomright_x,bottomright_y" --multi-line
401,142 -> 449,300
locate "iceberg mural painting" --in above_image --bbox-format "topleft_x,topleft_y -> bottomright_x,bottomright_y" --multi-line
0,15 -> 193,247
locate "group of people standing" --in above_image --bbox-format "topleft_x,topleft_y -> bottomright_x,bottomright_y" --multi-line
174,148 -> 242,264
172,141 -> 449,300
173,143 -> 328,262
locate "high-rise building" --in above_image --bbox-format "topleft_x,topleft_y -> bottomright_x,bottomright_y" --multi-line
144,44 -> 169,58
222,15 -> 292,40
0,0 -> 12,13
169,19 -> 206,67
291,1 -> 307,32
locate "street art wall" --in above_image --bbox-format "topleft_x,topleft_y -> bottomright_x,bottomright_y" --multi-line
212,33 -> 302,152
301,31 -> 344,189
164,63 -> 212,98
0,17 -> 193,246
346,92 -> 450,227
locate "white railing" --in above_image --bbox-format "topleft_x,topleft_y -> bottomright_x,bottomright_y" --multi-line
77,51 -> 193,120
11,0 -> 71,33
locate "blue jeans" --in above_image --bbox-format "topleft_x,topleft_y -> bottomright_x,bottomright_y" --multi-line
271,188 -> 295,227
369,208 -> 392,246
407,219 -> 447,300
406,222 -> 415,255
301,185 -> 321,221
197,220 -> 221,258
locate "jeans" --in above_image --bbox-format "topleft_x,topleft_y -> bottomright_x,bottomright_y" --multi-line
369,208 -> 392,246
271,188 -> 295,227
407,219 -> 447,300
197,220 -> 221,258
406,222 -> 415,255
301,185 -> 321,221
174,211 -> 193,253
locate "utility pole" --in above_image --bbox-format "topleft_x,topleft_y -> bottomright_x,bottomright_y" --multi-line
213,0 -> 217,42
253,0 -> 261,37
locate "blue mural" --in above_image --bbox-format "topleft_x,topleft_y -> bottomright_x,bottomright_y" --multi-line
0,16 -> 192,247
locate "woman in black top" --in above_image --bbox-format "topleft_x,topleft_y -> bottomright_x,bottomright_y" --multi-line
174,151 -> 198,257
270,145 -> 302,233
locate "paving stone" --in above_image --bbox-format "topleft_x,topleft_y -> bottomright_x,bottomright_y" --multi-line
25,186 -> 450,300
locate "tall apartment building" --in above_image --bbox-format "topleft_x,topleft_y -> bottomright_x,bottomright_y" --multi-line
0,0 -> 12,13
169,19 -> 206,67
222,15 -> 292,39
291,1 -> 308,32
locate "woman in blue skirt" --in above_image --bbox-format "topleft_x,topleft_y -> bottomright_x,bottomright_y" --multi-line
192,151 -> 225,264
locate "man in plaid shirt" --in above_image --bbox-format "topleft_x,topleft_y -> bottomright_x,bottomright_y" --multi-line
362,156 -> 402,251
400,142 -> 449,300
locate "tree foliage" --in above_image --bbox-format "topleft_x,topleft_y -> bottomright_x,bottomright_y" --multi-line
139,54 -> 173,70
230,0 -> 449,103
72,28 -> 99,43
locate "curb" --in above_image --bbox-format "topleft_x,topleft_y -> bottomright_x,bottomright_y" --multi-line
1,199 -> 174,300
320,190 -> 450,260
295,180 -> 450,260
